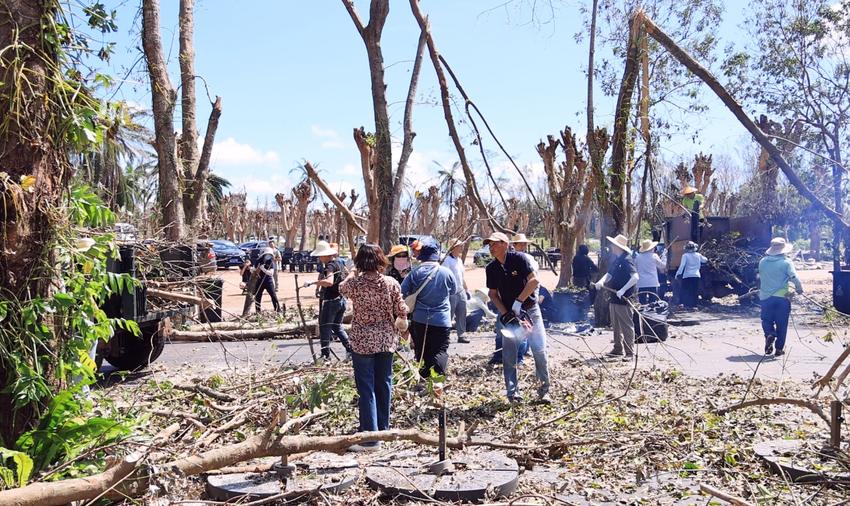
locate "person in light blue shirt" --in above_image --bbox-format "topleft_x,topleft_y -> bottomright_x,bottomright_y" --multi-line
675,242 -> 707,309
401,237 -> 456,379
758,237 -> 803,357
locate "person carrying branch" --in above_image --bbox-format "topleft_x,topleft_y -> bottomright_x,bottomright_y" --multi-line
308,240 -> 353,361
484,232 -> 550,404
758,237 -> 803,357
594,234 -> 639,361
254,247 -> 282,313
681,185 -> 705,243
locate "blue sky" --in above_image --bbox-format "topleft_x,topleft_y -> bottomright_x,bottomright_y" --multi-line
100,0 -> 752,208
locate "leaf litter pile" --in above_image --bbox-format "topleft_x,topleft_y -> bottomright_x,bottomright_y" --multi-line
91,347 -> 850,505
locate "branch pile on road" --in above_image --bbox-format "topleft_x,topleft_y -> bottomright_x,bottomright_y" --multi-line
2,349 -> 848,505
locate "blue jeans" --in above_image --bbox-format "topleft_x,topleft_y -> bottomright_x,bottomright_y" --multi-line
492,329 -> 529,364
497,305 -> 549,399
761,296 -> 791,351
319,298 -> 351,358
352,352 -> 394,439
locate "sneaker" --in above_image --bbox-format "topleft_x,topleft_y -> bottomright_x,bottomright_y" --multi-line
764,336 -> 776,355
604,351 -> 624,359
457,336 -> 470,344
538,393 -> 552,405
774,349 -> 785,357
622,354 -> 634,362
347,442 -> 381,452
508,395 -> 523,404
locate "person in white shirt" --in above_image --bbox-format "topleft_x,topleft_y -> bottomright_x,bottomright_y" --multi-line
635,239 -> 666,304
510,233 -> 539,271
675,241 -> 708,309
442,238 -> 470,343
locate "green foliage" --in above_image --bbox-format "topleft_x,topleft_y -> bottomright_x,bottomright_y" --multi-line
0,447 -> 34,489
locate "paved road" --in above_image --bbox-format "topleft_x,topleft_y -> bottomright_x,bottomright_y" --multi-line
150,304 -> 846,384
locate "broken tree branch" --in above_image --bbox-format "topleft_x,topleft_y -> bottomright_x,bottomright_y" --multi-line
146,287 -> 214,309
714,397 -> 830,427
303,162 -> 366,234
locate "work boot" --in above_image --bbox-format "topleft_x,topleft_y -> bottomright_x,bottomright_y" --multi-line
764,336 -> 776,355
774,349 -> 785,357
457,336 -> 470,344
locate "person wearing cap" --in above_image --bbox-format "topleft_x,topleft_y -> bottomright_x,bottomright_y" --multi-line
675,241 -> 707,309
254,247 -> 282,313
594,234 -> 639,361
635,239 -> 667,304
443,238 -> 470,344
758,237 -> 803,357
571,244 -> 598,289
309,240 -> 353,360
400,237 -> 457,379
681,186 -> 705,243
268,239 -> 282,291
386,244 -> 412,284
484,231 -> 550,403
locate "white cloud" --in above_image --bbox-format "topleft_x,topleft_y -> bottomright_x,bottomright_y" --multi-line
321,140 -> 345,150
341,163 -> 359,176
212,137 -> 280,166
311,125 -> 338,138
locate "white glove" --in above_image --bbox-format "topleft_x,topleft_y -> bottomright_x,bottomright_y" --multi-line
594,280 -> 604,290
302,282 -> 312,288
511,300 -> 522,316
615,288 -> 626,299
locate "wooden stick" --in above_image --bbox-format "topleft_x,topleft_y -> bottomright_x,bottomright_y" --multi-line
714,397 -> 830,427
147,287 -> 214,309
173,383 -> 237,402
699,483 -> 754,506
303,162 -> 366,234
813,345 -> 850,392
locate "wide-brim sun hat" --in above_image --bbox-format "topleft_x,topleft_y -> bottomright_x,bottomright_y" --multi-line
765,237 -> 793,256
388,244 -> 408,257
639,239 -> 658,253
483,232 -> 510,245
310,240 -> 337,257
681,185 -> 698,196
447,237 -> 466,250
261,246 -> 275,257
605,234 -> 632,254
473,288 -> 490,304
510,233 -> 531,244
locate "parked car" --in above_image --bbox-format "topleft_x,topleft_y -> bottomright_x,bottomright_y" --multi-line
196,241 -> 217,273
210,239 -> 247,269
239,240 -> 269,265
473,244 -> 492,266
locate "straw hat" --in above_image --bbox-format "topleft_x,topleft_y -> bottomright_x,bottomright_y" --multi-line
472,289 -> 490,304
310,240 -> 337,257
446,238 -> 465,250
606,234 -> 632,254
483,232 -> 510,245
388,244 -> 408,257
639,239 -> 658,253
765,237 -> 793,256
681,185 -> 698,196
510,233 -> 532,244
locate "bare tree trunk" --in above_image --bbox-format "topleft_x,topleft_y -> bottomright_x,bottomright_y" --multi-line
143,0 -> 184,240
178,0 -> 198,185
185,96 -> 222,225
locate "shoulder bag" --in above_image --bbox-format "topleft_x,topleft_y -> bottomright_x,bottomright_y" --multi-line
404,263 -> 439,314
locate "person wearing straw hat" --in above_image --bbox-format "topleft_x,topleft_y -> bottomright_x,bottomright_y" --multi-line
635,239 -> 667,304
443,238 -> 471,344
309,240 -> 353,360
594,234 -> 639,361
758,237 -> 803,357
254,247 -> 282,313
484,232 -> 550,403
674,241 -> 707,309
386,244 -> 412,284
510,234 -> 539,271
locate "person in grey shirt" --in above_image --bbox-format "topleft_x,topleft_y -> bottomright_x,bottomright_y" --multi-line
442,238 -> 470,344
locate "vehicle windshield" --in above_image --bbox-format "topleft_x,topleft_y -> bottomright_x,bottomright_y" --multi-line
212,240 -> 238,248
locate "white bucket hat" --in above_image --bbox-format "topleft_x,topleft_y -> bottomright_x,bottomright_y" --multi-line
765,237 -> 793,256
311,240 -> 337,257
261,247 -> 275,257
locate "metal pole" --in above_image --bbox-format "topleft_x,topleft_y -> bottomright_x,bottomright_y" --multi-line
830,400 -> 843,449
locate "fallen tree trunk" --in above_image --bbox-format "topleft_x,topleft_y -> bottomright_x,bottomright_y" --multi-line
170,321 -> 341,341
0,424 -> 535,506
147,287 -> 214,309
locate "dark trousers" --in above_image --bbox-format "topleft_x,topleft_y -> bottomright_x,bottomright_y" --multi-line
319,298 -> 351,358
761,296 -> 791,351
466,308 -> 485,332
254,277 -> 280,312
410,321 -> 450,379
638,286 -> 658,305
681,277 -> 699,308
351,352 -> 393,435
573,275 -> 591,289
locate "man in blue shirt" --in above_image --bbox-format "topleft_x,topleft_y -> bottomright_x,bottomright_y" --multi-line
485,232 -> 550,404
401,237 -> 457,379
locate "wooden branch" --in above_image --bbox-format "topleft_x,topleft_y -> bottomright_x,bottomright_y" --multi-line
813,345 -> 850,392
636,10 -> 850,229
173,383 -> 236,402
187,95 -> 222,224
303,162 -> 366,234
409,0 -> 509,234
146,287 -> 213,309
394,28 -> 425,190
170,321 -> 326,342
341,0 -> 365,38
699,483 -> 754,506
178,0 -> 199,180
715,397 -> 830,427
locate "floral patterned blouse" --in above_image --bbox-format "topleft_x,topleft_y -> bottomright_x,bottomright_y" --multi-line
339,271 -> 408,355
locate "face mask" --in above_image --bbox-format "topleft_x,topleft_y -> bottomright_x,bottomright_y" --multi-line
393,257 -> 410,272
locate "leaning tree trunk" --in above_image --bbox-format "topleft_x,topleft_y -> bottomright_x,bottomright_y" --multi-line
0,0 -> 69,445
142,0 -> 184,240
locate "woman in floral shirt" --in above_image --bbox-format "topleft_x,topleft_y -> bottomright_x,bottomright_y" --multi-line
339,244 -> 407,450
